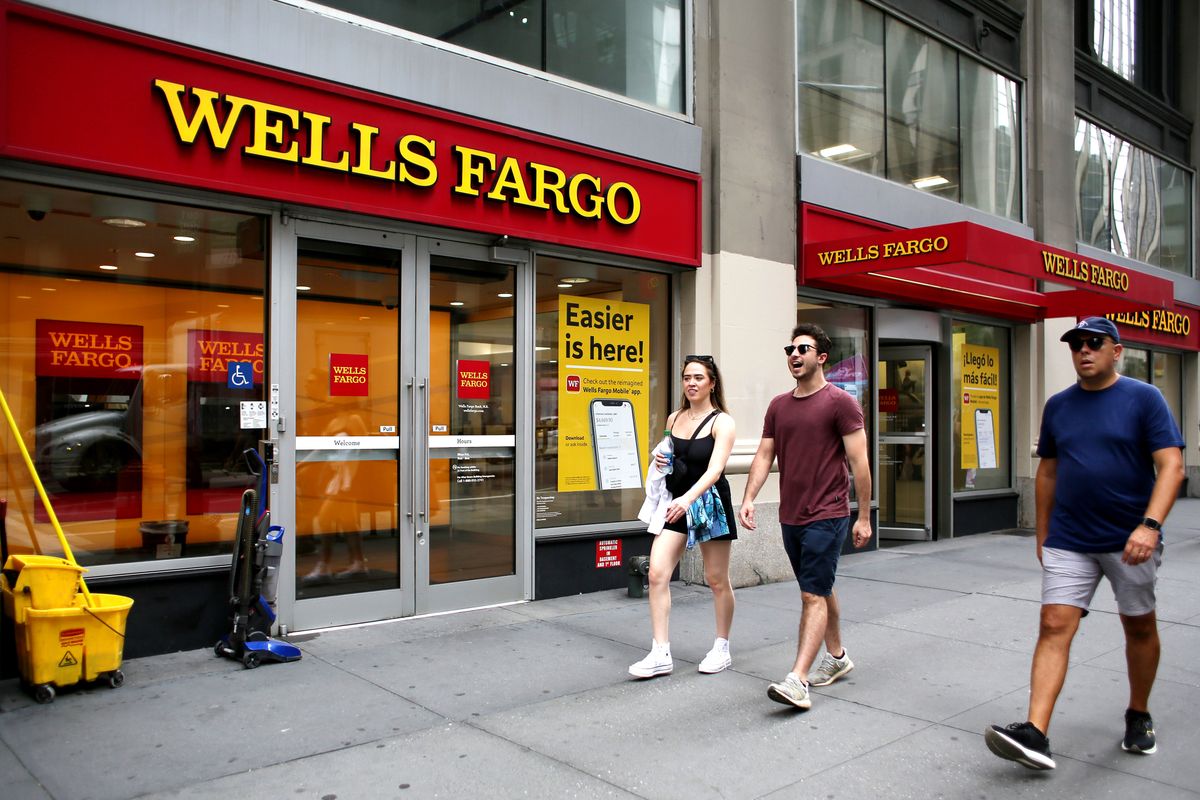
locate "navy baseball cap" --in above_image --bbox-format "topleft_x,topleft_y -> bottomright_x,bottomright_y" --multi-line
1060,316 -> 1120,344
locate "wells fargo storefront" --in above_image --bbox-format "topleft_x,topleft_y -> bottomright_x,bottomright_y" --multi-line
800,204 -> 1193,541
0,2 -> 699,653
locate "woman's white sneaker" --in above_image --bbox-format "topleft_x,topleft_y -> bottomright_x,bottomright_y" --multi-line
698,641 -> 732,674
628,642 -> 673,678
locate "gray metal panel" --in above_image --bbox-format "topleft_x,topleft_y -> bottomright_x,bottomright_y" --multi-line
800,155 -> 1035,238
26,0 -> 700,173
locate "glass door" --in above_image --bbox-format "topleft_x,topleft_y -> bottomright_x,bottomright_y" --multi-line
418,239 -> 523,614
284,227 -> 526,629
291,226 -> 415,628
877,346 -> 932,541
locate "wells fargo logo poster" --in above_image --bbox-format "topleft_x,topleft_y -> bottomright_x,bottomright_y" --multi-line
959,343 -> 1000,470
329,353 -> 369,397
187,330 -> 264,383
557,296 -> 649,492
35,319 -> 144,378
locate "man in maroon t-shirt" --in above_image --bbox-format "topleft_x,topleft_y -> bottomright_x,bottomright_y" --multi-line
740,323 -> 873,711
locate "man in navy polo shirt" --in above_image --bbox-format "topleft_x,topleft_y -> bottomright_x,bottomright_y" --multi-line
985,317 -> 1184,770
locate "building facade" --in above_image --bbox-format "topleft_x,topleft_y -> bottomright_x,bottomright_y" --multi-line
0,0 -> 1195,659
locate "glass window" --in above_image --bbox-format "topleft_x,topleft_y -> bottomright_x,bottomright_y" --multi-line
797,0 -> 1021,221
1074,117 -> 1193,275
0,179 -> 266,566
796,0 -> 885,178
960,60 -> 1021,219
1118,347 -> 1183,433
1153,351 -> 1183,431
1120,345 -> 1150,381
1093,0 -> 1136,80
885,21 -> 958,201
311,0 -> 685,113
797,299 -> 871,502
951,321 -> 1011,492
534,258 -> 670,529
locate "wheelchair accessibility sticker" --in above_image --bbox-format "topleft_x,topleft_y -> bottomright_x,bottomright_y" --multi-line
227,361 -> 254,389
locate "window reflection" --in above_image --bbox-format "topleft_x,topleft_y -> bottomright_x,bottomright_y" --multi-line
797,0 -> 1021,220
311,0 -> 685,113
951,321 -> 1010,492
1073,117 -> 1193,275
534,258 -> 670,529
0,179 -> 266,565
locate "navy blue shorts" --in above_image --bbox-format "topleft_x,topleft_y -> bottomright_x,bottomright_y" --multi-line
781,517 -> 849,596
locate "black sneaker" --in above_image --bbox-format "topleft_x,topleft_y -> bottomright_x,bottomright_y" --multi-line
1122,709 -> 1157,754
984,721 -> 1056,770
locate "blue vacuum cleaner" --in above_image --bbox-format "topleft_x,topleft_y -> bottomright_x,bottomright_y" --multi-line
214,445 -> 301,668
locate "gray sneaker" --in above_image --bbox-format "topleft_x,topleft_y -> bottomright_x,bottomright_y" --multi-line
767,673 -> 812,709
809,650 -> 854,687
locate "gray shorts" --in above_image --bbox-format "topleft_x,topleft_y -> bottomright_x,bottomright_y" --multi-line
1041,545 -> 1163,617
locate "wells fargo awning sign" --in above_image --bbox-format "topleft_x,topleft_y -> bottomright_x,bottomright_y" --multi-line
802,218 -> 1176,325
0,2 -> 700,266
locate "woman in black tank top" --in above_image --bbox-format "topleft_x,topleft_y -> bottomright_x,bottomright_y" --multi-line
629,355 -> 739,679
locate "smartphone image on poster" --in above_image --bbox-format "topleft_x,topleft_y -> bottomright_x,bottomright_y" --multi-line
974,408 -> 998,469
590,398 -> 643,490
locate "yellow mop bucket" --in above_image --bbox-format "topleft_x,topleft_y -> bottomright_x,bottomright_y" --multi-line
14,594 -> 132,702
0,384 -> 133,702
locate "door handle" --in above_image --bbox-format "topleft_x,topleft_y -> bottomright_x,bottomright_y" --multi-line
406,378 -> 414,521
418,378 -> 428,532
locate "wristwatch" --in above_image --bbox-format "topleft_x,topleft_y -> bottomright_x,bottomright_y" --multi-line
1140,517 -> 1161,531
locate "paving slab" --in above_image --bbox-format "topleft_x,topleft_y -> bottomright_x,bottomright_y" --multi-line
0,655 -> 441,800
476,667 -> 926,800
555,586 -> 800,666
1082,620 -> 1200,688
139,722 -> 641,800
731,620 -> 1040,723
767,722 -> 1200,800
0,739 -> 49,800
944,663 -> 1200,794
317,618 -> 641,721
294,604 -> 529,659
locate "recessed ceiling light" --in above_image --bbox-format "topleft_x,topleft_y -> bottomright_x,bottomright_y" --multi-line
296,285 -> 311,291
101,217 -> 147,228
16,295 -> 31,300
497,292 -> 513,298
134,251 -> 155,258
557,283 -> 571,289
99,264 -> 119,271
548,359 -> 557,363
65,278 -> 80,282
217,303 -> 230,309
817,143 -> 858,159
450,301 -> 465,307
560,276 -> 590,284
912,175 -> 949,190
500,363 -> 509,367
358,315 -> 371,320
40,287 -> 56,292
173,235 -> 196,243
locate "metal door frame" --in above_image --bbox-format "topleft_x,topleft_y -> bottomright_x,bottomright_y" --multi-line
878,345 -> 933,541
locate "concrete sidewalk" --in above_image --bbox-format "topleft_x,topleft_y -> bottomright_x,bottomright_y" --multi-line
3,501 -> 1199,800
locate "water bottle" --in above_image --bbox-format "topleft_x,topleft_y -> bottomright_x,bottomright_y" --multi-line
660,431 -> 674,475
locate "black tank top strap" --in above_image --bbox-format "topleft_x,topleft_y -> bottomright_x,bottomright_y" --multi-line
670,409 -> 721,439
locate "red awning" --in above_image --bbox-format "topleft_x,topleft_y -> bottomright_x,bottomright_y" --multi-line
801,219 -> 1174,323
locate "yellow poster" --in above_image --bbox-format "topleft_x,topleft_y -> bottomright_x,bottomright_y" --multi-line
557,295 -> 650,492
960,343 -> 1000,470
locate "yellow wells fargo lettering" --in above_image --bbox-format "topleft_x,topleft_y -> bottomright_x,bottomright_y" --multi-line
815,235 -> 948,266
153,79 -> 641,226
1041,251 -> 1130,292
46,331 -> 136,369
1107,310 -> 1193,337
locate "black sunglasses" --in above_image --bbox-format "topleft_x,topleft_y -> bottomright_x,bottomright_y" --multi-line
684,354 -> 715,364
783,344 -> 817,356
1067,335 -> 1109,353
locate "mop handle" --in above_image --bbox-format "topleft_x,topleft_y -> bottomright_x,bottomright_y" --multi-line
0,385 -> 94,606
